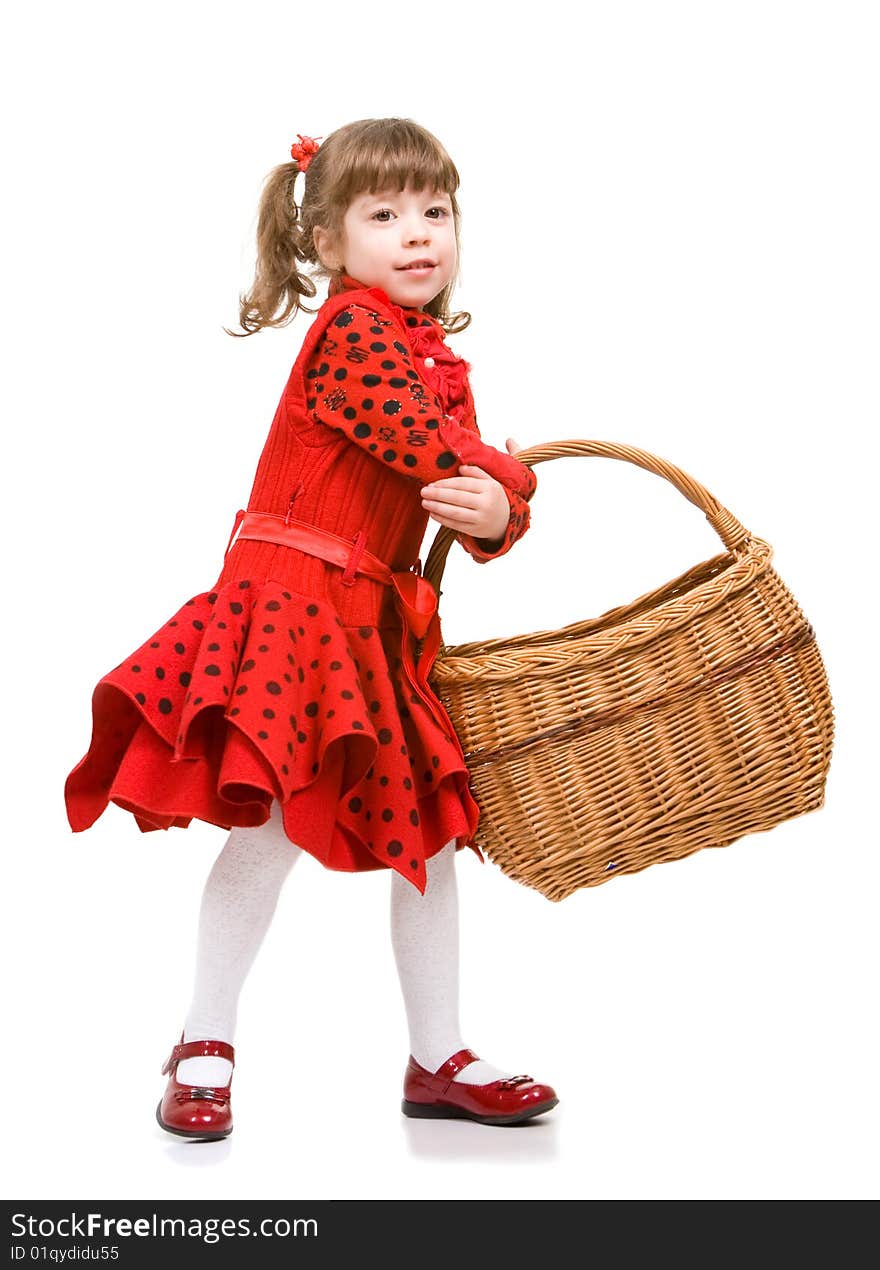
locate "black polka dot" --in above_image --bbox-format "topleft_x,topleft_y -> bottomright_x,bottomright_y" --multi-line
205,665 -> 221,676
131,665 -> 141,673
409,810 -> 420,825
378,728 -> 392,744
305,702 -> 318,717
263,624 -> 275,634
155,667 -> 165,680
174,643 -> 185,655
158,698 -> 172,714
179,671 -> 191,687
135,692 -> 146,705
381,808 -> 393,822
266,600 -> 281,611
387,841 -> 403,857
241,660 -> 255,672
230,602 -> 243,615
348,797 -> 363,813
306,604 -> 319,617
266,681 -> 282,694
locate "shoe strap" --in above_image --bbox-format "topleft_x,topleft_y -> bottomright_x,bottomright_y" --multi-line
161,1038 -> 235,1075
434,1047 -> 481,1084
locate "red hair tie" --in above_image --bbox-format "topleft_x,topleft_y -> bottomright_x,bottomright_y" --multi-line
290,134 -> 322,173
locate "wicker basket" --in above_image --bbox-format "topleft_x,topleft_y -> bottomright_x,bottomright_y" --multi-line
423,439 -> 835,902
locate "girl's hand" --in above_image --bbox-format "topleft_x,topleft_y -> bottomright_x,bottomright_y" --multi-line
420,437 -> 524,543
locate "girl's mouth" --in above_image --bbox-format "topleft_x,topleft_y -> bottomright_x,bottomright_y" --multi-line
399,262 -> 436,274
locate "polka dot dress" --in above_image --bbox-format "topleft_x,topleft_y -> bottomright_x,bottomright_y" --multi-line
63,274 -> 537,895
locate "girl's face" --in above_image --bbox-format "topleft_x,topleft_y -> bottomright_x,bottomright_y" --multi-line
314,184 -> 457,308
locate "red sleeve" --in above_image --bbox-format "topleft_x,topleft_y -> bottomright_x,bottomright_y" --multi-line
304,302 -> 535,498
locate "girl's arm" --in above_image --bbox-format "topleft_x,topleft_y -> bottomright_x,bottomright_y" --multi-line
297,302 -> 536,560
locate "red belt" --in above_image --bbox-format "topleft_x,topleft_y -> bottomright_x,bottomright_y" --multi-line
224,508 -> 452,737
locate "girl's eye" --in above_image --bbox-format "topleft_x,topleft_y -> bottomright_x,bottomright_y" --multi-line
371,206 -> 449,222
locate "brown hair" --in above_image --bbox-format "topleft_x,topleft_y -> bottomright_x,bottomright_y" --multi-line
224,117 -> 471,339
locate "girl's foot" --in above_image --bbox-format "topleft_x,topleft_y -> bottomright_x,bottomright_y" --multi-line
156,1034 -> 235,1140
402,1048 -> 559,1125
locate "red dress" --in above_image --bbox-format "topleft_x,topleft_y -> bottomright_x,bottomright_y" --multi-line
63,273 -> 538,894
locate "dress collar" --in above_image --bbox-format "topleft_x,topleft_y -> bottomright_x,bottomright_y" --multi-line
327,272 -> 438,330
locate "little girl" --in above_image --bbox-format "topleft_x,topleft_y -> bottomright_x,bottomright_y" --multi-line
64,116 -> 558,1138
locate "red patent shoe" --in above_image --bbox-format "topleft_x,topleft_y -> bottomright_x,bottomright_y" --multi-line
156,1032 -> 235,1140
402,1047 -> 559,1125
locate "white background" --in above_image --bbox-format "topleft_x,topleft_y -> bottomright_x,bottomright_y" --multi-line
2,0 -> 877,1203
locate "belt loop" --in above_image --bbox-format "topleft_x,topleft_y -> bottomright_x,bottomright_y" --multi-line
341,529 -> 368,586
224,508 -> 246,558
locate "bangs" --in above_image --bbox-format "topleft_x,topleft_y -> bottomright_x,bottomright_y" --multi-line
334,119 -> 459,204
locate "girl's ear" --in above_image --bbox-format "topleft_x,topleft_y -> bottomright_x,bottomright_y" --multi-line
313,225 -> 339,271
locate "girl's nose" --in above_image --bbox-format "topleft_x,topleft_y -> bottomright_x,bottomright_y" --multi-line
405,220 -> 430,245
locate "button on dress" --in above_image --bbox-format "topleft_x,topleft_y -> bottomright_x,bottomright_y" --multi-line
64,273 -> 538,893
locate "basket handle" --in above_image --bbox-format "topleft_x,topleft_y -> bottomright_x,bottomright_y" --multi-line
422,437 -> 754,594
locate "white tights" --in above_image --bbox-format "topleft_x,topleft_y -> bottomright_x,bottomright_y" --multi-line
177,800 -> 510,1087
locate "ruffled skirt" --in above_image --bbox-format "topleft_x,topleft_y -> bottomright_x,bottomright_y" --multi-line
64,575 -> 482,894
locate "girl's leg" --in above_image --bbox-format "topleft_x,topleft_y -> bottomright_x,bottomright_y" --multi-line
389,838 -> 513,1084
176,800 -> 303,1086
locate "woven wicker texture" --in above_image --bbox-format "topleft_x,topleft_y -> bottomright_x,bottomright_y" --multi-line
422,440 -> 834,902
